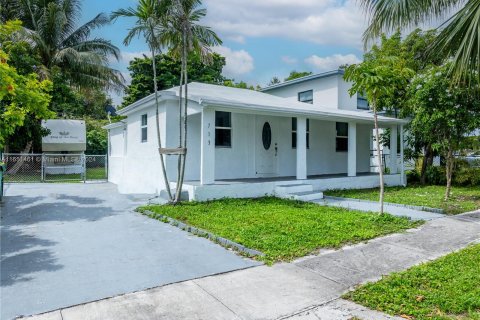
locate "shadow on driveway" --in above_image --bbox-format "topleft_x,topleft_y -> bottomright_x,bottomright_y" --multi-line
1,183 -> 260,319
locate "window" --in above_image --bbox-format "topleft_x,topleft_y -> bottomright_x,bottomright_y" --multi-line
292,118 -> 310,149
141,114 -> 148,143
298,90 -> 313,104
215,111 -> 231,147
357,93 -> 369,110
336,122 -> 348,152
262,122 -> 272,150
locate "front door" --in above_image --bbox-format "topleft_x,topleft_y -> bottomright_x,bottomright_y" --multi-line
255,116 -> 277,176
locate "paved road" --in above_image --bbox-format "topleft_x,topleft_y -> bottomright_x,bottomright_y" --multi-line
0,183 -> 260,320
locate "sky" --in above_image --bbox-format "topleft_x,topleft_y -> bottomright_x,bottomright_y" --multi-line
81,0 -> 371,105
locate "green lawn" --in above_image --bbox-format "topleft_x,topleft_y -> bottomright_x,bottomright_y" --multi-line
4,167 -> 106,182
325,185 -> 480,215
140,197 -> 422,263
345,244 -> 480,320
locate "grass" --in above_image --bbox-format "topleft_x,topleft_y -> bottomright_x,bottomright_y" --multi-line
3,167 -> 106,183
345,244 -> 480,320
141,197 -> 422,263
325,185 -> 480,215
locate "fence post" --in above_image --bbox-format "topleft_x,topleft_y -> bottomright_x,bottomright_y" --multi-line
41,154 -> 45,182
105,155 -> 108,182
82,154 -> 86,183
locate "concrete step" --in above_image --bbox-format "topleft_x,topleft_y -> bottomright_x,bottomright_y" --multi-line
275,184 -> 313,195
282,191 -> 324,202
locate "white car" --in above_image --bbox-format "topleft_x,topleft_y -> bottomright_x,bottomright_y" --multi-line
464,151 -> 480,167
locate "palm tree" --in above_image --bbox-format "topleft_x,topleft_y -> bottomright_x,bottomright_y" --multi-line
167,0 -> 221,203
359,0 -> 479,83
111,0 -> 174,201
11,0 -> 123,90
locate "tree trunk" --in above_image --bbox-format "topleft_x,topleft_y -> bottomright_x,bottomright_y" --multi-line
373,103 -> 384,214
444,146 -> 454,201
7,140 -> 33,174
175,52 -> 184,185
420,144 -> 432,185
175,31 -> 188,203
151,48 -> 173,201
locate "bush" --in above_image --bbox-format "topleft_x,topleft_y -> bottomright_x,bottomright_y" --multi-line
425,165 -> 446,185
453,162 -> 480,186
406,170 -> 420,184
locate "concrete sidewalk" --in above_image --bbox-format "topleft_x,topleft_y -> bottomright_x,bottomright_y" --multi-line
318,197 -> 445,220
23,210 -> 480,320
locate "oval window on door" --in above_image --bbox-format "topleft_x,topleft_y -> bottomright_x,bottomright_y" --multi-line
262,122 -> 272,150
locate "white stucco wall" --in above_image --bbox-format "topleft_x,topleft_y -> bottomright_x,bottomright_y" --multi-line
108,101 -> 171,194
108,126 -> 125,186
108,101 -> 385,196
181,112 -> 372,182
264,74 -> 360,111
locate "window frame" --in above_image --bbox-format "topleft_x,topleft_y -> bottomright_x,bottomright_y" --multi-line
292,118 -> 310,149
215,111 -> 232,148
357,93 -> 369,110
140,114 -> 148,143
298,90 -> 314,104
335,122 -> 348,152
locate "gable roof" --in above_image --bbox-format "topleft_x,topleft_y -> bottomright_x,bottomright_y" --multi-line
117,82 -> 406,125
261,70 -> 343,92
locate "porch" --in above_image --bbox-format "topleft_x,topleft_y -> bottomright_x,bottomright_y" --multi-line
190,107 -> 406,188
176,172 -> 404,201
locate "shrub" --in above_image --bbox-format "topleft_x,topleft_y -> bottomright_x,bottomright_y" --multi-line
406,170 -> 420,184
453,164 -> 480,187
425,165 -> 446,185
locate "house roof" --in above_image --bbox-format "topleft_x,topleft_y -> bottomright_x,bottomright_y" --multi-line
260,69 -> 343,92
117,82 -> 406,125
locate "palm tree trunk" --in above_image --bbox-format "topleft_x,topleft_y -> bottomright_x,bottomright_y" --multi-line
373,103 -> 384,214
151,48 -> 173,201
175,53 -> 184,187
444,146 -> 454,200
175,31 -> 189,203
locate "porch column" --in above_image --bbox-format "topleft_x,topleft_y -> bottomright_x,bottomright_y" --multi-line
200,108 -> 215,185
296,116 -> 307,180
348,122 -> 357,177
400,124 -> 405,186
390,125 -> 398,174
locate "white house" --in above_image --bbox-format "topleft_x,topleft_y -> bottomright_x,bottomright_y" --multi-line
105,70 -> 407,200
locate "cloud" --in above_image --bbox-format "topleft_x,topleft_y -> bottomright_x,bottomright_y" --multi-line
226,35 -> 246,44
212,46 -> 254,78
204,0 -> 366,47
281,56 -> 298,64
305,53 -> 361,71
121,51 -> 149,62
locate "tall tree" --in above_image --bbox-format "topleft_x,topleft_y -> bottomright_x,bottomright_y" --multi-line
112,0 -> 174,200
10,0 -> 123,90
344,56 -> 414,214
365,29 -> 441,184
268,76 -> 281,85
0,20 -> 53,149
359,0 -> 480,84
406,64 -> 480,199
121,52 -> 226,108
284,70 -> 312,81
167,0 -> 221,203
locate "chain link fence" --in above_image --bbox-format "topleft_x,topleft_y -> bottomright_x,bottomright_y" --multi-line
2,153 -> 107,183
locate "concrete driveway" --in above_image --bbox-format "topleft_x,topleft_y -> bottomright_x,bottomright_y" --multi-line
0,183 -> 260,319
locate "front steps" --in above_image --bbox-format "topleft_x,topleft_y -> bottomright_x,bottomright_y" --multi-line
275,183 -> 324,202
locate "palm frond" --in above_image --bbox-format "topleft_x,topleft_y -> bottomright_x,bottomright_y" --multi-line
431,0 -> 480,84
63,13 -> 110,47
360,0 -> 463,44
